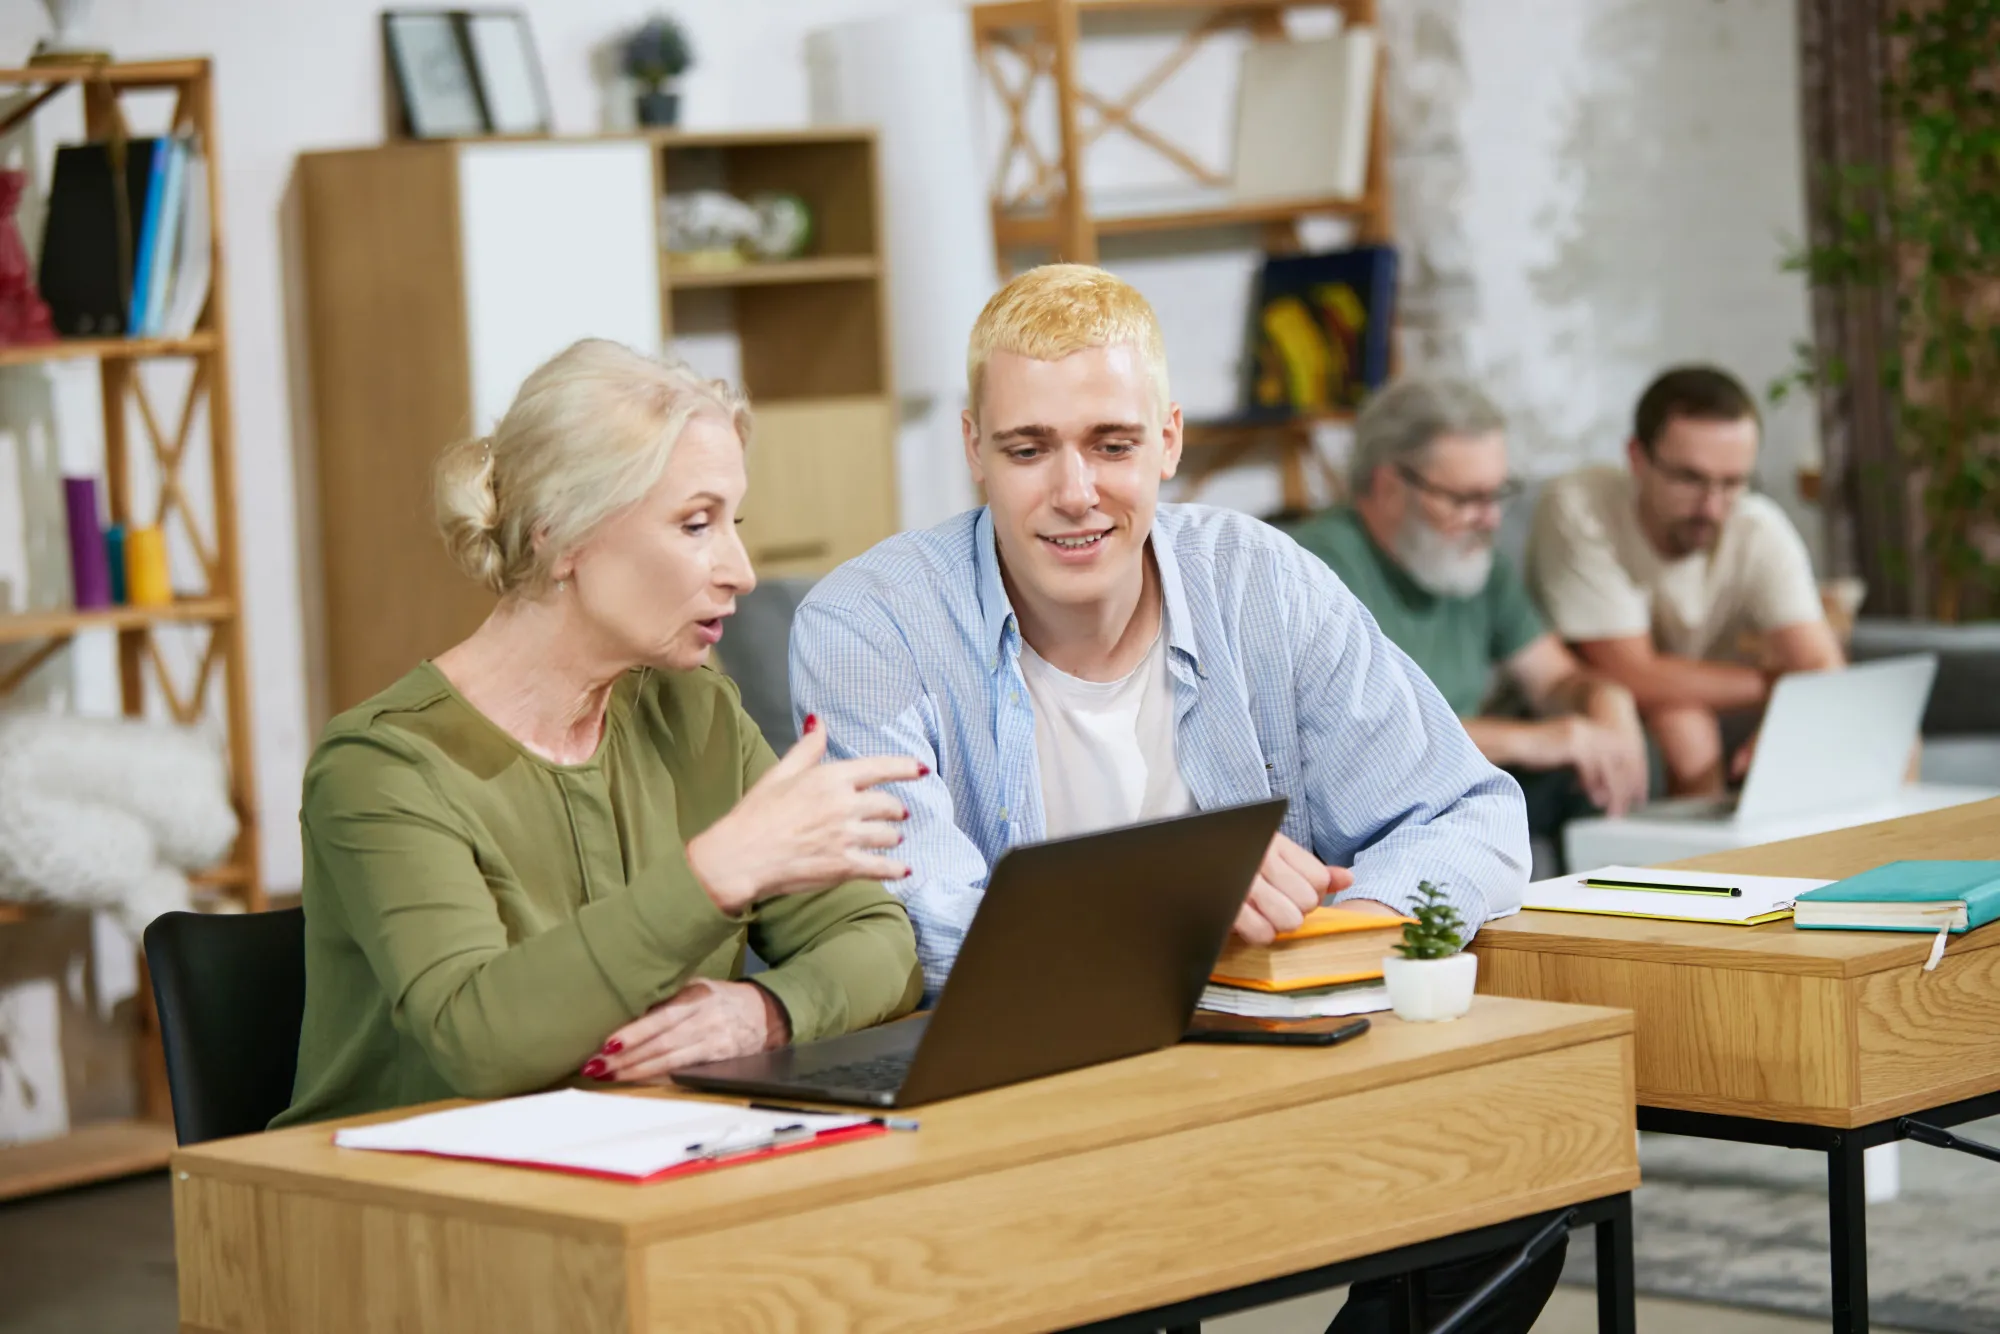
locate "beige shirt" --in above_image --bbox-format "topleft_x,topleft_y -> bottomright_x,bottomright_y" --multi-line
1526,465 -> 1824,660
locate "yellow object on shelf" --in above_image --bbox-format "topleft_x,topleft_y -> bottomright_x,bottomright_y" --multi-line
124,527 -> 172,605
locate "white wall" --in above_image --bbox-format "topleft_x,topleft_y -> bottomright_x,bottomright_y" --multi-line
0,0 -> 1818,891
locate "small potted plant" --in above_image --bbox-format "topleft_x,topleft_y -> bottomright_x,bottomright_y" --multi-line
1381,881 -> 1476,1022
622,14 -> 693,128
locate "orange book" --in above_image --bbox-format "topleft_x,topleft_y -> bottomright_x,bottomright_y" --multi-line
1210,905 -> 1412,991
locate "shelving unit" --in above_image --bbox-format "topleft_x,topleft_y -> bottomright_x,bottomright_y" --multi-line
971,0 -> 1394,510
299,127 -> 898,714
0,58 -> 263,1199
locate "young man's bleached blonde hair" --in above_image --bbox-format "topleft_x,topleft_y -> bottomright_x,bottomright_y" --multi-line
965,264 -> 1171,422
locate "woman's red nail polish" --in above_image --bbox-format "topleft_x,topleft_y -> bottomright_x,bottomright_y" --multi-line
901,805 -> 911,819
902,868 -> 913,879
582,1058 -> 608,1078
803,713 -> 818,734
600,1039 -> 622,1055
917,764 -> 931,777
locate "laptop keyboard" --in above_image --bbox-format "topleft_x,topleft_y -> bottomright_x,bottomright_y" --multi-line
806,1053 -> 912,1093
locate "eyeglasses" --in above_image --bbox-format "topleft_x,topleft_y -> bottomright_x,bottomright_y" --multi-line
1395,464 -> 1524,514
1643,453 -> 1757,500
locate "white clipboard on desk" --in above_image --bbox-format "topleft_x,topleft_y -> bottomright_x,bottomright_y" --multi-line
1525,865 -> 1831,926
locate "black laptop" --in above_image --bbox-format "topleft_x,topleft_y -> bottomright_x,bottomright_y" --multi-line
671,798 -> 1288,1108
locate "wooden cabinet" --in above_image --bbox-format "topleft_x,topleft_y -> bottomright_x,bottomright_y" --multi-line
298,129 -> 898,713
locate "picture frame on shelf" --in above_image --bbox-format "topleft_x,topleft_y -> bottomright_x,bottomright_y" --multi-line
382,10 -> 487,139
464,10 -> 552,136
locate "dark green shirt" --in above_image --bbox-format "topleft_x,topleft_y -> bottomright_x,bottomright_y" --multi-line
1284,507 -> 1546,717
275,662 -> 922,1127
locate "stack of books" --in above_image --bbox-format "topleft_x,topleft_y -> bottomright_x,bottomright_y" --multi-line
1202,906 -> 1408,1020
38,133 -> 212,339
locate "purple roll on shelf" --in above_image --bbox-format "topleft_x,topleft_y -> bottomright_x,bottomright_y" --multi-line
63,475 -> 112,609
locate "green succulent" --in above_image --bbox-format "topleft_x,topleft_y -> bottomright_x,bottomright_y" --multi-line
1394,880 -> 1466,961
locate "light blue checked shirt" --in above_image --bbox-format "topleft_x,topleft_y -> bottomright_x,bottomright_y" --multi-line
789,504 -> 1528,992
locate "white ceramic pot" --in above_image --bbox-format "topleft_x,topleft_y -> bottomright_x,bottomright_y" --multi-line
1381,952 -> 1478,1022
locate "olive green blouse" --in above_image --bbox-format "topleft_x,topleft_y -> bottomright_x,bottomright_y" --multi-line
274,661 -> 922,1127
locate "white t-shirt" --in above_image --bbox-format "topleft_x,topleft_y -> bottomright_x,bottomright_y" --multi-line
1018,631 -> 1196,840
1525,465 -> 1825,661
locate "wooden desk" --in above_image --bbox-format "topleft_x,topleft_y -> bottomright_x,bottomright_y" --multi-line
171,998 -> 1637,1334
1472,796 -> 2000,1334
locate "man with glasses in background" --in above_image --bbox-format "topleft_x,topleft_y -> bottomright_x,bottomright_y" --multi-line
1527,365 -> 1843,796
1288,379 -> 1648,862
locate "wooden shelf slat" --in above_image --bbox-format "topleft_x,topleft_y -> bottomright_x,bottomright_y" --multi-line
0,59 -> 208,89
1078,0 -> 1354,11
666,255 -> 881,290
0,330 -> 218,368
976,0 -> 1360,33
0,1119 -> 178,1202
996,193 -> 1371,247
0,596 -> 234,646
653,125 -> 875,150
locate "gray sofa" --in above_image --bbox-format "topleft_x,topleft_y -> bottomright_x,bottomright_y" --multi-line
1849,619 -> 2000,787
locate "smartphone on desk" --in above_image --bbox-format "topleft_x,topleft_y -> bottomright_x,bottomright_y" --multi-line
1183,1014 -> 1372,1047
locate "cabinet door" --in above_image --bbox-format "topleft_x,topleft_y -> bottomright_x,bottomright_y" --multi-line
456,142 -> 663,429
740,397 -> 897,578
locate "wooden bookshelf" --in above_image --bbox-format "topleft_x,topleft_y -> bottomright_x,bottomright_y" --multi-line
0,57 -> 262,1200
299,127 -> 899,711
972,0 -> 1395,512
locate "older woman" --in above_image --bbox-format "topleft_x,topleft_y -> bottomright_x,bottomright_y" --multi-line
275,339 -> 922,1126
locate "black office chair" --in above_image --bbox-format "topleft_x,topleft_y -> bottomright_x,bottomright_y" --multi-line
143,907 -> 307,1145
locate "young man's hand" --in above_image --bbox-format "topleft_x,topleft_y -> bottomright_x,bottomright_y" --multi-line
1232,832 -> 1355,944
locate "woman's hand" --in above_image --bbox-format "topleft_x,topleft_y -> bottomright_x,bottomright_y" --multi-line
583,979 -> 790,1082
686,718 -> 923,913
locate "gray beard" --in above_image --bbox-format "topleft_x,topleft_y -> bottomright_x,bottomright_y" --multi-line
1393,513 -> 1495,599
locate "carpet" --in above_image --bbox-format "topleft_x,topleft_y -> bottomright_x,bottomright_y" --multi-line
1561,1122 -> 2000,1333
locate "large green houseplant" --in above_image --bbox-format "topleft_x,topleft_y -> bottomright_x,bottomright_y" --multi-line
1780,0 -> 2000,622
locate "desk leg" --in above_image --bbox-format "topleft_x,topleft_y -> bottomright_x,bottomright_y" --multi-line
1594,1193 -> 1636,1334
1828,1134 -> 1870,1334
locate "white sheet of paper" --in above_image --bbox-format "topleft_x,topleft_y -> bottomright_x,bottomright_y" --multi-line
334,1089 -> 867,1178
1525,865 -> 1830,924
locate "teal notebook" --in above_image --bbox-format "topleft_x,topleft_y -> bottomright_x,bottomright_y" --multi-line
1793,861 -> 2000,933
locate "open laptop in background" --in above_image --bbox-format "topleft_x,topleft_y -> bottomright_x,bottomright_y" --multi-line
1642,653 -> 1938,823
672,798 -> 1288,1109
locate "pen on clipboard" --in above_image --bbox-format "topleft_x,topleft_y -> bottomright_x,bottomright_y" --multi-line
683,1123 -> 817,1163
1581,877 -> 1742,898
746,1100 -> 920,1132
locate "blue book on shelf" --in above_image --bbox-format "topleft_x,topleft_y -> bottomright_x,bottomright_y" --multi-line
125,137 -> 175,334
1793,861 -> 2000,933
139,137 -> 189,336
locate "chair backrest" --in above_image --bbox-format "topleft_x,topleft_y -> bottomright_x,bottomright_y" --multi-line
143,907 -> 306,1145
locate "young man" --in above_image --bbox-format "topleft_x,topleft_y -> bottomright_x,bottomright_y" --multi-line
791,265 -> 1553,1334
1287,378 -> 1647,854
1526,366 -> 1843,794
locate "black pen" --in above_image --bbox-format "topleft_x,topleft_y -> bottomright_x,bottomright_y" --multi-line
1582,877 -> 1742,898
747,1100 -> 920,1132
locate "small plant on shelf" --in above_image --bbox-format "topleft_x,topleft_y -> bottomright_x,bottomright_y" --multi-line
1394,880 -> 1467,960
622,14 -> 693,128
